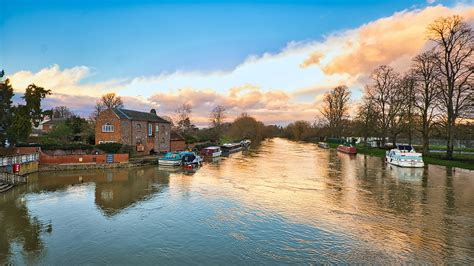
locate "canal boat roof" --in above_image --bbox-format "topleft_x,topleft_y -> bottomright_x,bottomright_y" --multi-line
221,143 -> 241,148
203,146 -> 221,150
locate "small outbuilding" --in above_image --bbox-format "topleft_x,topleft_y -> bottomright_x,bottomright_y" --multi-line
170,131 -> 186,151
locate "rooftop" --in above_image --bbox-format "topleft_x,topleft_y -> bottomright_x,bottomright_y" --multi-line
112,108 -> 170,124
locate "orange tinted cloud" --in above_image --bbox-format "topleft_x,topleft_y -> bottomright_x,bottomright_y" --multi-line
303,5 -> 474,75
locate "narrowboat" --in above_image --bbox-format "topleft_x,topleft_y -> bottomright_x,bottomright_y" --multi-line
158,151 -> 203,167
386,145 -> 424,168
221,143 -> 242,154
337,144 -> 357,154
201,146 -> 222,158
318,142 -> 329,149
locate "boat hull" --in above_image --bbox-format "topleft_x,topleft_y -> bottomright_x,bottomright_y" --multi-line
318,142 -> 329,149
386,156 -> 424,168
337,145 -> 357,154
158,159 -> 181,166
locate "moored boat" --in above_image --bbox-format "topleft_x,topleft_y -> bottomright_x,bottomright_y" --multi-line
386,145 -> 424,168
180,151 -> 203,166
337,144 -> 357,154
158,152 -> 182,166
318,142 -> 329,149
240,139 -> 251,149
221,143 -> 242,154
201,146 -> 222,158
158,151 -> 203,167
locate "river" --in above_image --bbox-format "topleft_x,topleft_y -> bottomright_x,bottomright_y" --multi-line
1,138 -> 473,264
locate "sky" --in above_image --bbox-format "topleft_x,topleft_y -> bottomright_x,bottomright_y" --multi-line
1,0 -> 474,125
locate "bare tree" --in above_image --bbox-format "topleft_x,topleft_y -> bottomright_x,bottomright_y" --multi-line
209,105 -> 227,141
175,103 -> 192,135
210,105 -> 226,128
399,72 -> 417,145
428,15 -> 474,159
355,96 -> 378,145
320,85 -> 351,137
52,106 -> 73,119
89,93 -> 124,122
412,50 -> 441,154
90,102 -> 105,122
366,65 -> 402,147
101,93 -> 124,109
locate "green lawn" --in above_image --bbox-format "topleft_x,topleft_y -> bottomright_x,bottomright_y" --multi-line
412,145 -> 474,152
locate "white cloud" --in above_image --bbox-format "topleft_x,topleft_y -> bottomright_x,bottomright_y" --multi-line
6,4 -> 474,125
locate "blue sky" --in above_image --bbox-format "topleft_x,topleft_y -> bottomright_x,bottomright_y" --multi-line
1,0 -> 471,124
1,0 -> 446,80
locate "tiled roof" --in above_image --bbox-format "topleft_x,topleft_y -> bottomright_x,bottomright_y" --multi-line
112,108 -> 170,123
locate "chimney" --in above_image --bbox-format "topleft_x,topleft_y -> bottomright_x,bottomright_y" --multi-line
150,109 -> 157,115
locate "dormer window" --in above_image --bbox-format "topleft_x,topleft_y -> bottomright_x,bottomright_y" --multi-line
102,123 -> 114,132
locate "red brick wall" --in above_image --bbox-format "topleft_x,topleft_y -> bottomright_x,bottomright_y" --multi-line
95,109 -> 122,144
40,153 -> 129,165
170,140 -> 186,151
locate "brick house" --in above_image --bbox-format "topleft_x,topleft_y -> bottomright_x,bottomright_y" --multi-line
170,131 -> 186,151
95,108 -> 171,154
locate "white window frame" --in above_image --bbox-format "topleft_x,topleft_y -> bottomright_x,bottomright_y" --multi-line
155,125 -> 159,132
148,123 -> 153,137
98,141 -> 116,144
102,123 -> 114,133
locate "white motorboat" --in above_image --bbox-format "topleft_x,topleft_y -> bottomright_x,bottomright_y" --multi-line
386,145 -> 424,168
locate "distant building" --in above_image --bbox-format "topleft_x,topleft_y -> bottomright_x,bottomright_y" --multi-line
170,131 -> 186,151
95,108 -> 171,154
30,117 -> 68,136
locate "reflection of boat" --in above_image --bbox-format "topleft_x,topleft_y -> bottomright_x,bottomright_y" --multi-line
386,145 -> 424,168
201,146 -> 222,158
388,164 -> 424,182
203,156 -> 222,163
337,144 -> 357,154
221,143 -> 242,154
158,151 -> 203,167
158,152 -> 182,166
318,142 -> 329,149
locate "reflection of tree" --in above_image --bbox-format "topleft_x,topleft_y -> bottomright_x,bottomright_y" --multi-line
0,188 -> 45,263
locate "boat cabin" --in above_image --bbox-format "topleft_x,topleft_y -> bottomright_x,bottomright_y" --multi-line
201,146 -> 222,157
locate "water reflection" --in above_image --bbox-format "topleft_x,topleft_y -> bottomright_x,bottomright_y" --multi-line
0,138 -> 473,264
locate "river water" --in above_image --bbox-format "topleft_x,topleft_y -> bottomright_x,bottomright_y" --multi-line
1,138 -> 473,264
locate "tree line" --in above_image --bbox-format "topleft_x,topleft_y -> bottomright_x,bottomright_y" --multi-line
0,79 -> 51,145
284,15 -> 473,160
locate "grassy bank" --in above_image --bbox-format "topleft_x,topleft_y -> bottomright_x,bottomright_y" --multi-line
326,142 -> 474,170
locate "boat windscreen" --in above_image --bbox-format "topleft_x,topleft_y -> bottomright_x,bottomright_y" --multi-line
397,145 -> 413,151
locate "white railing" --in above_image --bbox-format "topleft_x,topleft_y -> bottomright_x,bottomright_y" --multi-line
0,153 -> 39,167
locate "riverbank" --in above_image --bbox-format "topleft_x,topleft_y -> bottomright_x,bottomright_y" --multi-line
39,156 -> 158,172
327,143 -> 474,170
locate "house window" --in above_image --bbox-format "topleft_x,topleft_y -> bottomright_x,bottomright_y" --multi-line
102,123 -> 114,132
148,123 -> 153,137
155,125 -> 159,132
136,123 -> 141,131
